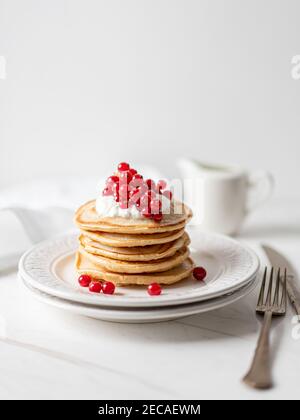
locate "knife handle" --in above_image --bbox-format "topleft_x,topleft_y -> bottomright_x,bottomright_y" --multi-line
243,311 -> 273,389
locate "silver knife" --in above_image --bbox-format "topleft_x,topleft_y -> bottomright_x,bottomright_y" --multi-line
263,244 -> 300,317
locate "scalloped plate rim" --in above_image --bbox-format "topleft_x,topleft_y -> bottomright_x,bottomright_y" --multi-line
20,275 -> 258,323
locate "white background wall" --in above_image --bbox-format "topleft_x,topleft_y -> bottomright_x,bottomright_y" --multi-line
1,0 -> 300,197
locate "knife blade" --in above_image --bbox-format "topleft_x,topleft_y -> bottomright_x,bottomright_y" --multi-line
263,244 -> 300,316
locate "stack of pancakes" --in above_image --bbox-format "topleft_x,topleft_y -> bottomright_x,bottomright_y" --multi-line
74,200 -> 194,286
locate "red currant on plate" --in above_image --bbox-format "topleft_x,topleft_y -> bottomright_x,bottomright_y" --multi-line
102,281 -> 115,295
193,266 -> 207,281
89,281 -> 102,293
78,274 -> 92,287
148,283 -> 162,296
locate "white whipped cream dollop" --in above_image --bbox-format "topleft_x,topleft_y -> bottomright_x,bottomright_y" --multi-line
96,195 -> 171,219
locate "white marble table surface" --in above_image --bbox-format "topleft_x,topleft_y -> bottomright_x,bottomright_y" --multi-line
0,186 -> 299,400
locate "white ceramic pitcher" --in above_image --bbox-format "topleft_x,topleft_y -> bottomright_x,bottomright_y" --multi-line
178,159 -> 274,235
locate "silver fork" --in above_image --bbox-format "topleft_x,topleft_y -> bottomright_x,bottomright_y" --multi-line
243,267 -> 287,389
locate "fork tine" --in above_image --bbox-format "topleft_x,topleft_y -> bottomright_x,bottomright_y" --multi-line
273,268 -> 280,307
257,267 -> 267,306
280,268 -> 287,311
265,267 -> 274,307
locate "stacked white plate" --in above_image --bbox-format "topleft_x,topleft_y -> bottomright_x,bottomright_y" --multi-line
19,227 -> 260,323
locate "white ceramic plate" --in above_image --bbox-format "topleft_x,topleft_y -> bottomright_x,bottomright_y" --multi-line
21,275 -> 258,323
18,228 -> 259,308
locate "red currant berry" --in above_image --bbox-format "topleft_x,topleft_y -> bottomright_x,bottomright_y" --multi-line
156,180 -> 167,191
112,182 -> 119,194
106,175 -> 119,185
78,274 -> 92,287
146,179 -> 156,190
119,183 -> 128,197
148,283 -> 162,296
89,281 -> 102,293
150,198 -> 162,214
102,281 -> 115,295
102,187 -> 113,196
193,267 -> 207,281
132,174 -> 143,180
153,213 -> 163,222
114,192 -> 120,202
118,162 -> 130,172
162,190 -> 173,200
129,187 -> 138,197
150,190 -> 157,199
129,188 -> 140,201
140,193 -> 150,208
119,171 -> 132,184
129,178 -> 144,190
144,189 -> 156,199
140,183 -> 148,194
140,207 -> 152,218
127,172 -> 133,183
129,168 -> 137,176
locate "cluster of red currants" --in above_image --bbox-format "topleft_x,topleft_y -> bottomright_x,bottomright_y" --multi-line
78,268 -> 207,297
78,274 -> 162,296
102,162 -> 173,221
78,275 -> 115,294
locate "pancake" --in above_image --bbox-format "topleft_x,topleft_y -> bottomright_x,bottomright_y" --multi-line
76,251 -> 194,285
81,228 -> 186,248
75,200 -> 192,234
79,244 -> 190,274
79,232 -> 190,261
